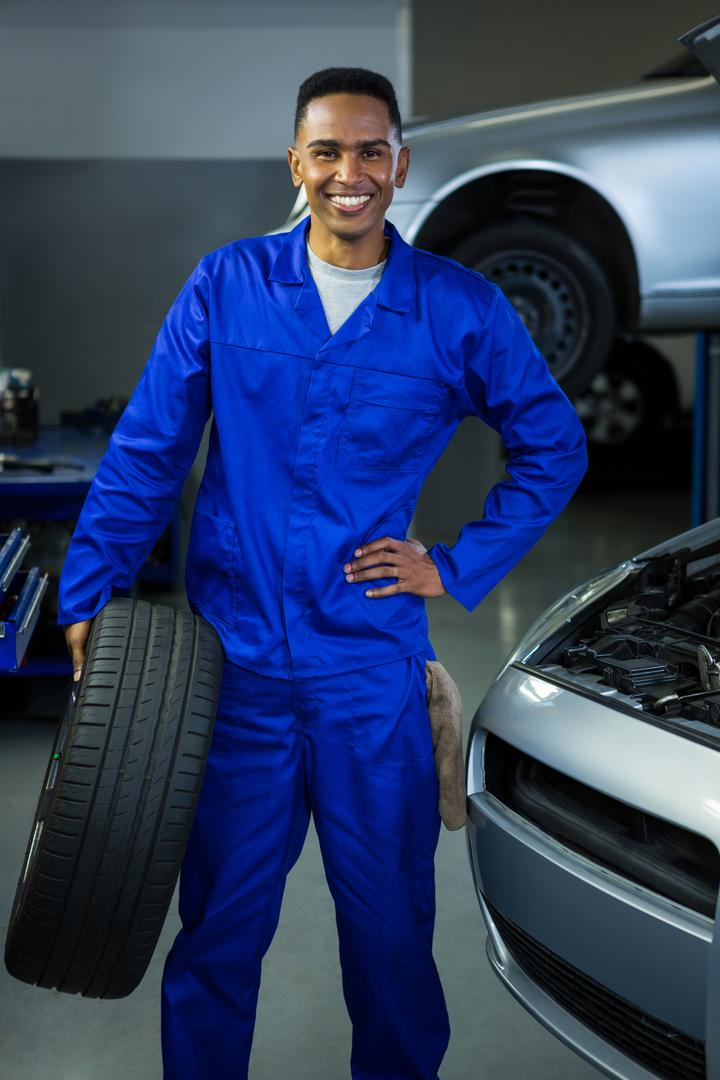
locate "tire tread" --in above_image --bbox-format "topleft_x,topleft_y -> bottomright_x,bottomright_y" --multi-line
3,597 -> 224,999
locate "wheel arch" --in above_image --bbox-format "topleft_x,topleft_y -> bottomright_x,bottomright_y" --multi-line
408,161 -> 641,331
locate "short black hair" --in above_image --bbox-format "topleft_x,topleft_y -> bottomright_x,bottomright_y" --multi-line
294,67 -> 402,144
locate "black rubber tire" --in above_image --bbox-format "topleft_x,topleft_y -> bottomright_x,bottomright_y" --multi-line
572,338 -> 683,490
573,339 -> 679,452
3,596 -> 224,999
449,221 -> 616,398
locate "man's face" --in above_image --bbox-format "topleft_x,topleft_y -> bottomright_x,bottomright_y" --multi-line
288,93 -> 410,245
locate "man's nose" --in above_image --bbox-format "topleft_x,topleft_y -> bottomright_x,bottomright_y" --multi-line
334,157 -> 365,185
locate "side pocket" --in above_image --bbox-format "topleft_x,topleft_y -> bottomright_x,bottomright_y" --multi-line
349,653 -> 437,767
185,507 -> 239,627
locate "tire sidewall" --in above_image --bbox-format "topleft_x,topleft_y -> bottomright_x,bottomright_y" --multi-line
450,221 -> 616,398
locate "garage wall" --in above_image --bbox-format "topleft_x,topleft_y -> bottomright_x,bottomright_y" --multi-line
0,159 -> 294,421
0,0 -> 412,158
0,0 -> 412,423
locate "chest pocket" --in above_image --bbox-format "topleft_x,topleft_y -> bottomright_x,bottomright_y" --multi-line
336,368 -> 443,474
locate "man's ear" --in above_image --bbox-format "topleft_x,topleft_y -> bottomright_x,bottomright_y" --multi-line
395,145 -> 410,189
287,146 -> 303,188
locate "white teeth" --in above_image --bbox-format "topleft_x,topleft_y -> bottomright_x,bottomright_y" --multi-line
328,194 -> 371,206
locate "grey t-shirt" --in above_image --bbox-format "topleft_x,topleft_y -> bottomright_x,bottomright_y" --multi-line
306,238 -> 387,335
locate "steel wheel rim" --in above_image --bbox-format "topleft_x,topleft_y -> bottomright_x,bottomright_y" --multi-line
474,247 -> 590,382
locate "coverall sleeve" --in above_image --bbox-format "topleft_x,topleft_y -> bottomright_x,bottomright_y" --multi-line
426,282 -> 588,614
56,259 -> 212,626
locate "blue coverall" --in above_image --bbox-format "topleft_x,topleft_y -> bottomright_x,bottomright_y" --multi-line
57,215 -> 588,1079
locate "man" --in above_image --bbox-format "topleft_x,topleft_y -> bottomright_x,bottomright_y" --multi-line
58,67 -> 587,1079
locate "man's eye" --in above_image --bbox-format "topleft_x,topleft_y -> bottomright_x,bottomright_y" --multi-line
364,150 -> 380,158
317,150 -> 337,158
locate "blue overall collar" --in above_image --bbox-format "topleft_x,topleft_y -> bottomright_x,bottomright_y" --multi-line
268,213 -> 415,316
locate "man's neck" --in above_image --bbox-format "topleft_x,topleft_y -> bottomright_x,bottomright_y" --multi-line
307,221 -> 389,270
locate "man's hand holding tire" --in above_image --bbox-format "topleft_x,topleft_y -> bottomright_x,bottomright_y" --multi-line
63,619 -> 93,682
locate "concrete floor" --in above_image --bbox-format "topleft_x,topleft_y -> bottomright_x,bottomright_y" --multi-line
0,488 -> 692,1080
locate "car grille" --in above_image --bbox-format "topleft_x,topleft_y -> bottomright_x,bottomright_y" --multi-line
486,900 -> 706,1080
483,733 -> 720,918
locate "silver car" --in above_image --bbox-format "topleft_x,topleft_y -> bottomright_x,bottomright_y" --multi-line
467,29 -> 720,1078
467,512 -> 720,1080
279,23 -> 720,398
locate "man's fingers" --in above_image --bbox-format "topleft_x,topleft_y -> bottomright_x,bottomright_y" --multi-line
343,537 -> 430,596
71,649 -> 84,682
364,583 -> 403,598
351,536 -> 401,559
343,537 -> 442,599
345,541 -> 401,574
63,619 -> 93,682
348,564 -> 398,582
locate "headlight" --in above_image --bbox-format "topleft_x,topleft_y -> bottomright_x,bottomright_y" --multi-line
495,558 -> 639,680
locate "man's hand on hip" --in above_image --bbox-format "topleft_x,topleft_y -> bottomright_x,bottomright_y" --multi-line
342,536 -> 446,600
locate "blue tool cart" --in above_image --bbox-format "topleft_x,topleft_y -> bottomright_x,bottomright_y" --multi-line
0,528 -> 49,672
0,425 -> 180,678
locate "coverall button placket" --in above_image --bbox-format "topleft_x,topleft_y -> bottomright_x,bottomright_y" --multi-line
282,356 -> 334,677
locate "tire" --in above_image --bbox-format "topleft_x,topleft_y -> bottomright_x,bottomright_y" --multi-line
571,338 -> 682,489
449,221 -> 616,397
3,596 -> 224,999
573,339 -> 679,451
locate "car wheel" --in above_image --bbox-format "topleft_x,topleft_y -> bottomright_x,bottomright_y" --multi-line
573,340 -> 684,490
573,339 -> 679,451
449,221 -> 616,397
3,596 -> 224,999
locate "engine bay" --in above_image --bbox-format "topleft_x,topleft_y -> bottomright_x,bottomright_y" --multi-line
538,544 -> 720,737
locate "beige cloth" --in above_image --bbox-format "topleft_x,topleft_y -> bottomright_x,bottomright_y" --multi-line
425,660 -> 467,830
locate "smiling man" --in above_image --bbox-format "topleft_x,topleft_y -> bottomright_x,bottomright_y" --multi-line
288,84 -> 407,267
58,68 -> 588,1080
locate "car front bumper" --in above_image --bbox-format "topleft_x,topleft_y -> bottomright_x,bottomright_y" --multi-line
466,664 -> 720,1080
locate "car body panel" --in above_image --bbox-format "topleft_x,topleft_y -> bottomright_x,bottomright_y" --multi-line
634,512 -> 720,560
467,785 -> 711,1039
468,664 -> 720,844
479,891 -> 662,1080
